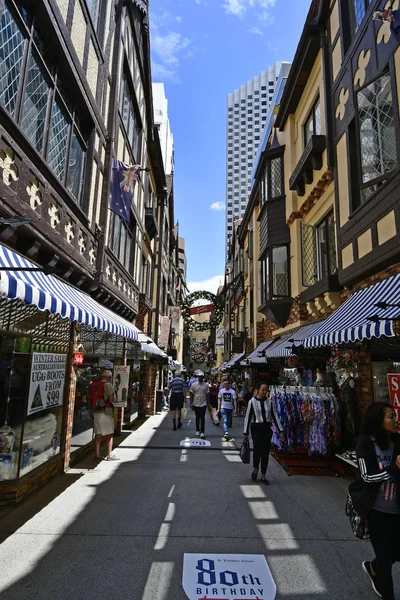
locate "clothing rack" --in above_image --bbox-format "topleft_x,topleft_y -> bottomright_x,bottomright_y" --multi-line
269,385 -> 340,455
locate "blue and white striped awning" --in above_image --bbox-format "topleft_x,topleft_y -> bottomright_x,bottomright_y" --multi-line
225,352 -> 245,367
265,322 -> 324,358
0,244 -> 139,341
138,332 -> 166,356
304,274 -> 400,348
241,339 -> 277,364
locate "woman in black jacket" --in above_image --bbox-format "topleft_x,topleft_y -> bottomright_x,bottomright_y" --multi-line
354,402 -> 400,599
243,382 -> 285,485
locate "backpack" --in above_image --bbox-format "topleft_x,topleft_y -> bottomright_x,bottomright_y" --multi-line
89,380 -> 106,410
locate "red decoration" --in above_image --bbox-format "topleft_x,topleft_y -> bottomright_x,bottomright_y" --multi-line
73,352 -> 84,365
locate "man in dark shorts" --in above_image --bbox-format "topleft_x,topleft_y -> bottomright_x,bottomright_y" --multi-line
168,371 -> 187,430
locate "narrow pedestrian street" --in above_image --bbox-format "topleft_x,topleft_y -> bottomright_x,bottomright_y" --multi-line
0,413 -> 398,600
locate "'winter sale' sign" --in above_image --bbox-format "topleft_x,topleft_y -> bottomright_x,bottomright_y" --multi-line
387,374 -> 400,421
182,554 -> 276,600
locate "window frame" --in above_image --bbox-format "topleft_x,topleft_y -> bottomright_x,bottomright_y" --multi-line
304,97 -> 322,147
352,70 -> 399,211
108,211 -> 136,273
259,244 -> 290,303
0,2 -> 89,206
301,212 -> 337,288
260,151 -> 284,207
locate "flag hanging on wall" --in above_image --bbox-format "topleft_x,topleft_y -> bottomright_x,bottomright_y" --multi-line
109,158 -> 141,222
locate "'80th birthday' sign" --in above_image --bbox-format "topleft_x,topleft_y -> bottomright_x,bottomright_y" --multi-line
183,554 -> 276,600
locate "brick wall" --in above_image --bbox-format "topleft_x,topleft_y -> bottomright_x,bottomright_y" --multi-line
341,262 -> 400,301
0,456 -> 63,505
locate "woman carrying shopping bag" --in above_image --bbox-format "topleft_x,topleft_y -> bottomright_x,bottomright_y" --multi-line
243,382 -> 284,485
352,402 -> 400,600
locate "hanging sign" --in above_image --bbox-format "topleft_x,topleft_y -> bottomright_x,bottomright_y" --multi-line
73,352 -> 84,365
113,365 -> 130,407
387,374 -> 400,422
216,328 -> 225,350
182,554 -> 276,600
27,353 -> 67,416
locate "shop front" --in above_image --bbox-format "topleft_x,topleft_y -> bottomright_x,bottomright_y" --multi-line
0,245 -> 141,504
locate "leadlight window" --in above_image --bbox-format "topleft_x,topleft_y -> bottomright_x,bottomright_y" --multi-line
109,212 -> 133,272
350,0 -> 374,34
85,0 -> 101,30
259,246 -> 289,303
0,3 -> 24,117
120,69 -> 142,162
356,72 -> 397,207
0,3 -> 89,205
304,98 -> 322,146
261,154 -> 283,205
301,212 -> 336,287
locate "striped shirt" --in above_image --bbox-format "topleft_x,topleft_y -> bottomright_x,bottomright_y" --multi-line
168,377 -> 187,395
244,396 -> 283,436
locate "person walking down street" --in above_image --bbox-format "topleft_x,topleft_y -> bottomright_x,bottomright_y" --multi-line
163,387 -> 170,411
353,402 -> 400,600
243,382 -> 284,485
190,371 -> 209,439
91,370 -> 120,461
208,380 -> 220,426
218,379 -> 237,441
168,371 -> 187,431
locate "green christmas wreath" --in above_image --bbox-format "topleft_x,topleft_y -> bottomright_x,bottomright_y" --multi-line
181,291 -> 224,332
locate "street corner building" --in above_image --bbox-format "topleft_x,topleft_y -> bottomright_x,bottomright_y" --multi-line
223,0 -> 400,468
0,0 -> 185,504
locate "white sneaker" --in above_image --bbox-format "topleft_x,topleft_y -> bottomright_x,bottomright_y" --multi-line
200,433 -> 205,439
195,431 -> 200,436
105,453 -> 120,461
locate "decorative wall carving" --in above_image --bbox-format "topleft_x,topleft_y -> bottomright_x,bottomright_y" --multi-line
335,87 -> 349,120
377,0 -> 399,44
26,178 -> 42,210
354,49 -> 371,87
48,202 -> 61,229
0,148 -> 18,185
65,220 -> 75,243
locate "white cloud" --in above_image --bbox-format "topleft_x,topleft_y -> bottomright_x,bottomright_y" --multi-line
188,275 -> 224,295
248,26 -> 263,35
151,15 -> 193,83
210,201 -> 226,211
222,0 -> 276,18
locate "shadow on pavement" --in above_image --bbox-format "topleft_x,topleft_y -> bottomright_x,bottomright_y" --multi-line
0,412 -> 396,600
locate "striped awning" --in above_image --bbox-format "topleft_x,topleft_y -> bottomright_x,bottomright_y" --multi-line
265,322 -> 324,358
225,352 -> 245,367
242,340 -> 277,364
0,244 -> 139,341
304,275 -> 400,348
138,332 -> 167,357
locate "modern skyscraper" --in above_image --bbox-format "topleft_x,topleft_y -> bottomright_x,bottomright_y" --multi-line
225,62 -> 290,256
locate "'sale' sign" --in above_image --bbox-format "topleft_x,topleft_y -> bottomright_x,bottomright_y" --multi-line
387,374 -> 400,422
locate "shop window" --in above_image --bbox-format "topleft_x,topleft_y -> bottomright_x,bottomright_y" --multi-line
120,68 -> 142,163
0,3 -> 88,206
304,97 -> 322,147
355,72 -> 397,208
301,212 -> 337,287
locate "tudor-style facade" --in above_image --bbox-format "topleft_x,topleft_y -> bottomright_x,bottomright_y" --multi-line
329,0 -> 400,287
0,0 -> 161,322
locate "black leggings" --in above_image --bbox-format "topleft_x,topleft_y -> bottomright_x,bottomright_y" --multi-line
194,406 -> 207,433
369,509 -> 400,600
251,422 -> 272,475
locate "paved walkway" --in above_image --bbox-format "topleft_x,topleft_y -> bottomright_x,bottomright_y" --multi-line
0,410 -> 399,599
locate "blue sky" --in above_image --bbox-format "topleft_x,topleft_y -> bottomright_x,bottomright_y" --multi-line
150,0 -> 312,293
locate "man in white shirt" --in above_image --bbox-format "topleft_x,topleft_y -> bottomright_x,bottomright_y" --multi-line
218,379 -> 237,441
190,371 -> 209,439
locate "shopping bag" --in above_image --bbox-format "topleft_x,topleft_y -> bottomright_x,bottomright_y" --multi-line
239,439 -> 251,464
181,406 -> 188,419
345,488 -> 369,540
210,407 -> 220,425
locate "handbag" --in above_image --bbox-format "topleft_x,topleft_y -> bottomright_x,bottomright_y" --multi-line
239,439 -> 251,464
181,406 -> 188,419
345,490 -> 369,539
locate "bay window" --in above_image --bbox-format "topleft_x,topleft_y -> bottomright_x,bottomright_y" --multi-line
259,246 -> 289,303
304,98 -> 321,147
0,3 -> 88,205
260,153 -> 284,206
109,212 -> 134,272
120,68 -> 142,163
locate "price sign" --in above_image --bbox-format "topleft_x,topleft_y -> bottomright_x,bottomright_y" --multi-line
27,353 -> 67,416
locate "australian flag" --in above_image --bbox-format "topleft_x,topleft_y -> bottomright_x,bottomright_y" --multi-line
109,158 -> 141,222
